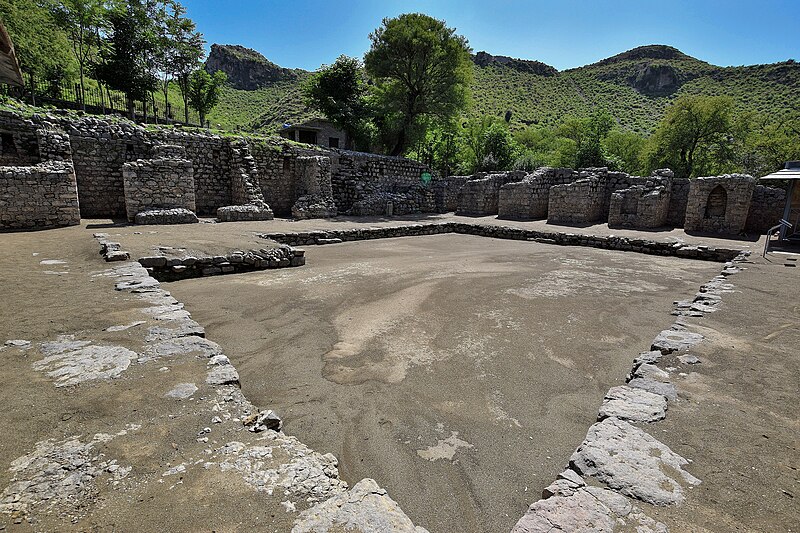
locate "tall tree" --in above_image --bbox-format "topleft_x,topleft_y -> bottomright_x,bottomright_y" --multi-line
187,69 -> 226,126
51,0 -> 107,110
94,0 -> 158,118
304,55 -> 370,149
645,95 -> 735,178
364,13 -> 472,156
154,0 -> 204,122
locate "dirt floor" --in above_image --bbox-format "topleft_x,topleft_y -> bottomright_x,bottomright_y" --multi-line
168,233 -> 721,533
1,219 -> 797,533
646,253 -> 800,533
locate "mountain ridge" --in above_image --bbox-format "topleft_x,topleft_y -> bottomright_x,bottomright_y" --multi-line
204,43 -> 800,135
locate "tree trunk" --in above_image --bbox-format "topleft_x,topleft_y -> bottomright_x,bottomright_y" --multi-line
390,128 -> 406,156
79,67 -> 86,111
29,73 -> 36,106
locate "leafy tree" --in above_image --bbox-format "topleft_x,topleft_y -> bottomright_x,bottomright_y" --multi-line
364,13 -> 472,156
602,129 -> 646,175
480,121 -> 518,171
188,69 -> 226,126
0,0 -> 75,99
50,0 -> 107,110
304,55 -> 371,150
737,111 -> 800,176
458,117 -> 519,173
156,0 -> 204,122
645,95 -> 735,178
94,0 -> 158,117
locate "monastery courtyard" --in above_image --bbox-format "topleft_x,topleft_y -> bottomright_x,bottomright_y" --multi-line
0,214 -> 797,532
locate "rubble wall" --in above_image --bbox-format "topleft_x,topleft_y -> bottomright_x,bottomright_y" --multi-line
0,160 -> 80,230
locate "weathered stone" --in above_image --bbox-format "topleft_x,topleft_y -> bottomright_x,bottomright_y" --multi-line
627,378 -> 678,401
293,478 -> 429,533
0,434 -> 122,517
165,382 -> 198,399
631,363 -> 670,382
105,250 -> 130,262
512,485 -> 667,533
4,340 -> 31,348
138,256 -> 167,268
598,385 -> 667,422
678,354 -> 701,364
33,343 -> 138,387
633,350 -> 662,365
570,417 -> 700,505
143,336 -> 222,362
243,409 -> 283,432
206,365 -> 239,386
651,329 -> 703,354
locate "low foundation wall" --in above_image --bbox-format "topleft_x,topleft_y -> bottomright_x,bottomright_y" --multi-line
260,222 -> 741,262
139,246 -> 305,281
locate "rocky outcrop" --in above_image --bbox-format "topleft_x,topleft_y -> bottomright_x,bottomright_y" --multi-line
205,44 -> 299,90
472,51 -> 558,76
628,63 -> 681,95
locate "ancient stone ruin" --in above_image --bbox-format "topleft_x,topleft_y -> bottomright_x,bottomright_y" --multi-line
0,109 -> 787,235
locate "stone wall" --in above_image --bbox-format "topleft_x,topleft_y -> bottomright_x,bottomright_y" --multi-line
431,175 -> 470,213
684,175 -> 755,234
329,150 -> 429,213
292,156 -> 337,219
457,171 -> 527,216
608,185 -> 671,228
498,167 -> 577,219
260,222 -> 743,262
0,160 -> 80,230
0,109 -> 787,235
122,145 -> 196,222
745,184 -> 786,234
0,113 -> 40,166
666,178 -> 690,227
548,176 -> 607,224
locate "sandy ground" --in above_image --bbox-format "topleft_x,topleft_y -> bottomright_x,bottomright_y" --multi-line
86,219 -> 280,259
1,218 -> 797,533
84,212 -> 763,259
647,253 -> 800,532
168,234 -> 720,533
0,226 -> 303,532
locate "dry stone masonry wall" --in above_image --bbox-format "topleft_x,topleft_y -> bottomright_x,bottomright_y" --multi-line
0,109 -> 788,235
684,175 -> 755,234
122,144 -> 196,223
0,160 -> 80,230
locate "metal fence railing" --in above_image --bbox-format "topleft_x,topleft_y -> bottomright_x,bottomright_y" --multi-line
2,78 -> 203,127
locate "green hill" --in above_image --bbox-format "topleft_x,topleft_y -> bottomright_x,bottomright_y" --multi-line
207,44 -> 800,135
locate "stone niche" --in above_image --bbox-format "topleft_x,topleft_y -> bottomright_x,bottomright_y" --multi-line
547,176 -> 607,225
291,155 -> 338,219
684,174 -> 755,234
122,144 -> 197,223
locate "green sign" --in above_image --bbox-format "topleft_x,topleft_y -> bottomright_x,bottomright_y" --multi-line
421,171 -> 432,185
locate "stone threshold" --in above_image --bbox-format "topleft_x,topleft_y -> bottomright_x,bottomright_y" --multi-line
260,222 -> 742,263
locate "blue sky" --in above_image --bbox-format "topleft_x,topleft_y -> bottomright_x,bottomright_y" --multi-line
181,0 -> 799,71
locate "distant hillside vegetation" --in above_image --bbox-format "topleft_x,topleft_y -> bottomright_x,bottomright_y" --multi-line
206,44 -> 800,135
